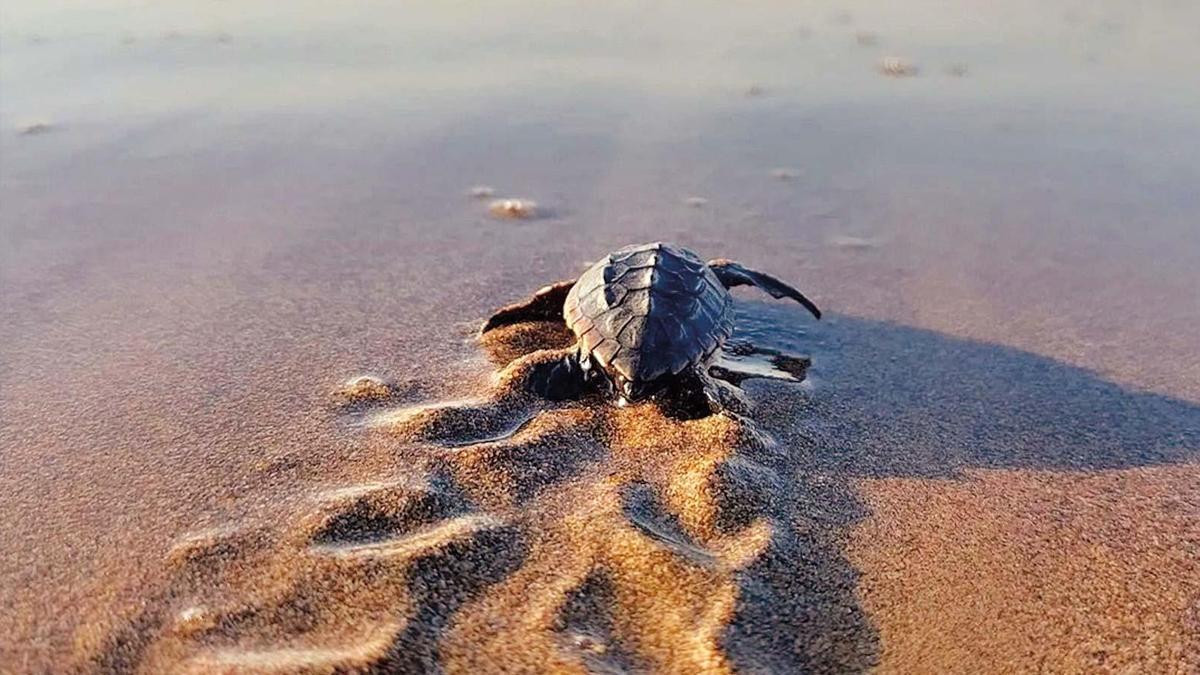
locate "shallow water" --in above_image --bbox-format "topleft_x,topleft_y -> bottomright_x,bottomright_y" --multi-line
2,1 -> 1200,671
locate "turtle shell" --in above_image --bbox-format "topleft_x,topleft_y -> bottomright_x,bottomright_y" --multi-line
563,242 -> 734,386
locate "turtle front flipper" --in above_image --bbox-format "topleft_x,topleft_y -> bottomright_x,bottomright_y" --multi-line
480,279 -> 576,334
700,371 -> 751,416
707,259 -> 821,319
524,348 -> 594,400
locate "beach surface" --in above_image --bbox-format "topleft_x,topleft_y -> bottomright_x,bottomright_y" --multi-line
2,1 -> 1199,672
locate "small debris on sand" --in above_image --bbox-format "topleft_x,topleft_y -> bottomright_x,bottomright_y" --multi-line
173,606 -> 216,636
829,234 -> 879,250
683,197 -> 709,208
771,168 -> 799,181
18,120 -> 55,135
569,633 -> 608,656
215,32 -> 233,44
468,185 -> 496,199
745,84 -> 767,98
945,62 -> 970,77
878,56 -> 919,77
489,198 -> 539,220
855,31 -> 879,47
332,375 -> 395,404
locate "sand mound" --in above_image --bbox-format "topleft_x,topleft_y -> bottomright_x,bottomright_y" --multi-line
79,319 -> 853,673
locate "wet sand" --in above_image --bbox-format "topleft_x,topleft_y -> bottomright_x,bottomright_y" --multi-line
3,1 -> 1200,672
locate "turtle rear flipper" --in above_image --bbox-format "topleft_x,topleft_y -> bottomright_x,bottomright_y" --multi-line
707,259 -> 821,319
708,343 -> 811,386
480,279 -> 576,334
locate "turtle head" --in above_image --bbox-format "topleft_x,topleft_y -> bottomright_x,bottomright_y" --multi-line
611,371 -> 671,406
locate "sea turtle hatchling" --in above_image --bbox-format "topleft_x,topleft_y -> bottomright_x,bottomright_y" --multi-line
481,242 -> 821,412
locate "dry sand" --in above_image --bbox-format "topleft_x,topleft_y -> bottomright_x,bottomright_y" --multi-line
76,324 -> 857,673
3,1 -> 1200,673
65,317 -> 1200,673
852,466 -> 1200,673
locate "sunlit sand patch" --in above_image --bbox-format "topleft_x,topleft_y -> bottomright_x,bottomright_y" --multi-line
478,321 -> 574,366
488,198 -> 539,220
329,374 -> 395,404
89,472 -> 520,671
368,397 -> 534,444
607,405 -> 774,541
309,479 -> 422,504
459,394 -> 769,668
622,481 -> 774,571
88,304 -> 817,673
440,404 -> 777,673
445,405 -> 606,507
165,525 -> 274,569
310,514 -> 508,561
301,472 -> 469,546
448,533 -> 757,674
179,622 -> 403,674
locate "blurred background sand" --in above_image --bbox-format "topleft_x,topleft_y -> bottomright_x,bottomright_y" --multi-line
2,1 -> 1198,671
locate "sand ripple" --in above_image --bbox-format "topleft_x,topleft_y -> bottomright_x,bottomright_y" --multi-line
83,321 -> 833,673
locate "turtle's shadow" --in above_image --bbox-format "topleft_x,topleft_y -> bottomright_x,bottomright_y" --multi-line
742,303 -> 1200,477
721,302 -> 1200,672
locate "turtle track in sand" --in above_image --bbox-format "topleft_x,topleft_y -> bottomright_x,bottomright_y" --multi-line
82,320 -> 873,674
